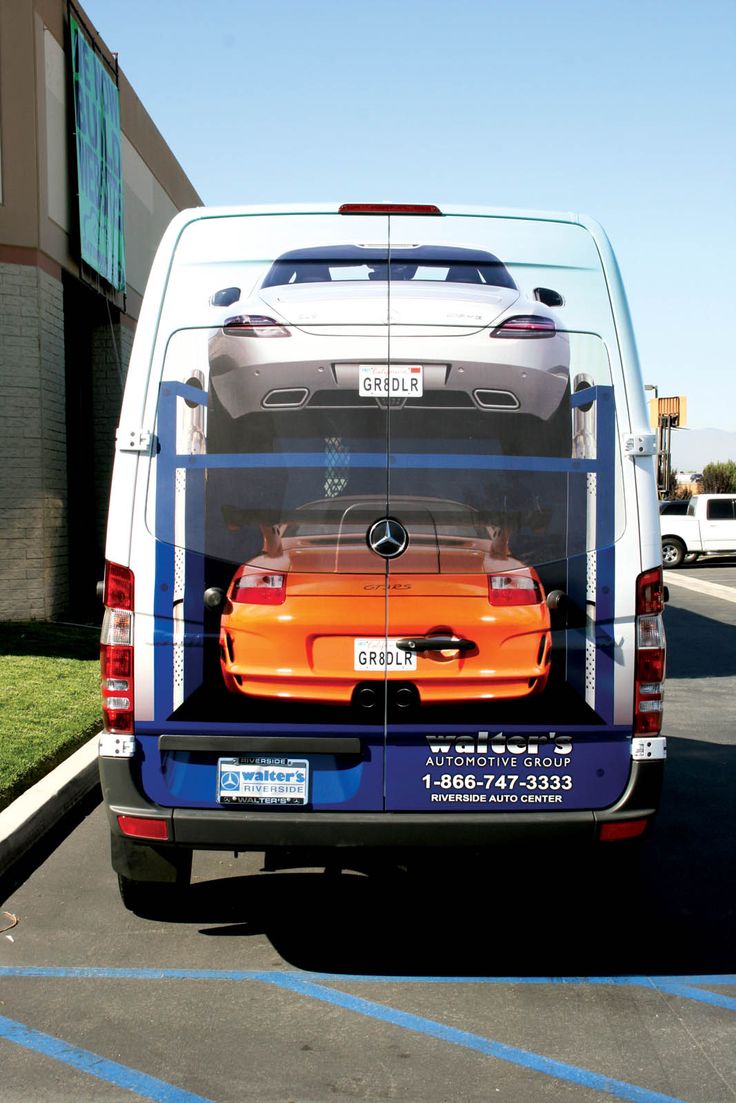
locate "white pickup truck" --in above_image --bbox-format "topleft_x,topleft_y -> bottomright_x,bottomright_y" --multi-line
660,493 -> 736,566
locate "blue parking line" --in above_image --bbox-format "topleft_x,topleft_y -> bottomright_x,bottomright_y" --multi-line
0,1012 -> 217,1103
654,982 -> 736,1012
0,966 -> 272,981
264,973 -> 688,1103
1,968 -> 732,1102
657,974 -> 736,985
2,966 -> 735,987
299,972 -> 736,1014
1,966 -> 735,1015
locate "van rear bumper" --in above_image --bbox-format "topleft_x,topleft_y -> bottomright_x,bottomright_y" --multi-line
170,809 -> 596,848
99,756 -> 664,852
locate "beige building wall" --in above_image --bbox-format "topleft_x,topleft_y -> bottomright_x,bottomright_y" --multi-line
0,0 -> 202,621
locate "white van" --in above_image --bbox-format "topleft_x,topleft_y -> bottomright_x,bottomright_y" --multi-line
98,203 -> 666,910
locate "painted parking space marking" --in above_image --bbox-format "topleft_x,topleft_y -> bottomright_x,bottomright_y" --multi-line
663,572 -> 736,603
2,969 -> 734,1103
1,966 -> 734,1012
0,1012 -> 217,1103
265,972 -> 689,1103
650,981 -> 736,1012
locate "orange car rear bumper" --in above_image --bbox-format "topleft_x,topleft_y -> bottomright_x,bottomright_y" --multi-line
220,591 -> 551,704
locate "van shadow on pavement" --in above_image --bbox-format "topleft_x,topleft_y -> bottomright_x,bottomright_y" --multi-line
664,603 -> 736,678
138,736 -> 734,979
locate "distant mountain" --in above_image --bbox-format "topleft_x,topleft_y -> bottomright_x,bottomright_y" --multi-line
670,428 -> 736,472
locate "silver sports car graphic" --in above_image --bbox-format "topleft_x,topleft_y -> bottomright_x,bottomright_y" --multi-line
207,244 -> 570,431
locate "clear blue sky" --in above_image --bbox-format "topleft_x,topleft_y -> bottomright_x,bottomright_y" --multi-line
83,0 -> 736,432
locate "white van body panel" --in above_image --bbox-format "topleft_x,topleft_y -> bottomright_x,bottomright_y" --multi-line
100,204 -> 665,872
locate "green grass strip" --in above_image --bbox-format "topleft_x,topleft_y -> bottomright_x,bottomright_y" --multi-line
0,622 -> 101,810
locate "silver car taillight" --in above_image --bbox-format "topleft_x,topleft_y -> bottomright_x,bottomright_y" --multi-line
491,315 -> 556,338
223,314 -> 291,337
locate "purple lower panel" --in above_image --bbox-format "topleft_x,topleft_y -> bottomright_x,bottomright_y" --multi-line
385,727 -> 632,811
137,732 -> 385,811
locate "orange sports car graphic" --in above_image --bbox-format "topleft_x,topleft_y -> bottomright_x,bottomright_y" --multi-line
218,497 -> 551,707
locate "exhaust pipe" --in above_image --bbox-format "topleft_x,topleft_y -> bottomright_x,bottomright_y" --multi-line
353,684 -> 380,710
391,683 -> 420,711
351,682 -> 419,711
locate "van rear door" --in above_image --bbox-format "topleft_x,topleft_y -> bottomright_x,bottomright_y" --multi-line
380,212 -> 635,814
137,213 -> 396,812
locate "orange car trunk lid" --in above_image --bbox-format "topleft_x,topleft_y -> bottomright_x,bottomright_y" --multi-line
283,573 -> 489,599
280,516 -> 492,596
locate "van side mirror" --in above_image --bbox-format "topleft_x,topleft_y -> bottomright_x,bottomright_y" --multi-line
533,287 -> 564,308
211,287 -> 241,307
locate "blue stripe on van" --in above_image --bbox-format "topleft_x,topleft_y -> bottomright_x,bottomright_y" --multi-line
594,387 -> 617,724
178,452 -> 598,473
183,483 -> 205,695
153,385 -> 178,721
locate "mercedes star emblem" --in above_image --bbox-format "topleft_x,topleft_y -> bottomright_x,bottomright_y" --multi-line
367,518 -> 409,559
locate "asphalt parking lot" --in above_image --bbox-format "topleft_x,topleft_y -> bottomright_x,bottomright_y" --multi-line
1,560 -> 735,1103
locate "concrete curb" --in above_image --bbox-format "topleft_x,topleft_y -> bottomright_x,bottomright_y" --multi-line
0,734 -> 100,880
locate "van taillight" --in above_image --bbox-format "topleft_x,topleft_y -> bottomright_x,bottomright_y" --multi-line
488,572 -> 542,606
634,567 -> 665,734
117,815 -> 169,841
104,561 -> 134,609
231,571 -> 286,606
100,561 -> 134,734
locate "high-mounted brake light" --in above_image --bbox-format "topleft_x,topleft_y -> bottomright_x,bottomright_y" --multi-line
491,315 -> 556,338
100,561 -> 134,734
488,572 -> 542,606
231,571 -> 286,606
339,203 -> 443,216
634,567 -> 665,734
223,315 -> 290,337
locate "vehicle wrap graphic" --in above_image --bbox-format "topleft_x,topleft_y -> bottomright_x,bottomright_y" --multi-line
135,212 -> 628,814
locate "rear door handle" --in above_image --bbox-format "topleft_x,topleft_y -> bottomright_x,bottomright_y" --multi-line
396,636 -> 477,653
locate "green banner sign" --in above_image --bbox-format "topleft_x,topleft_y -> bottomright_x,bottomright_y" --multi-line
70,17 -> 126,290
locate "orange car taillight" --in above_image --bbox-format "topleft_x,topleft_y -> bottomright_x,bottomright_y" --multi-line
488,573 -> 542,606
634,566 -> 665,734
223,314 -> 290,337
231,572 -> 286,605
100,561 -> 134,734
491,315 -> 556,338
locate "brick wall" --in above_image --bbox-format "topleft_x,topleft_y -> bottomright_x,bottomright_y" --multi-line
0,262 -> 68,620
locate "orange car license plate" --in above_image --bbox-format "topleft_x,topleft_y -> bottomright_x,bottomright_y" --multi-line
354,639 -> 417,672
